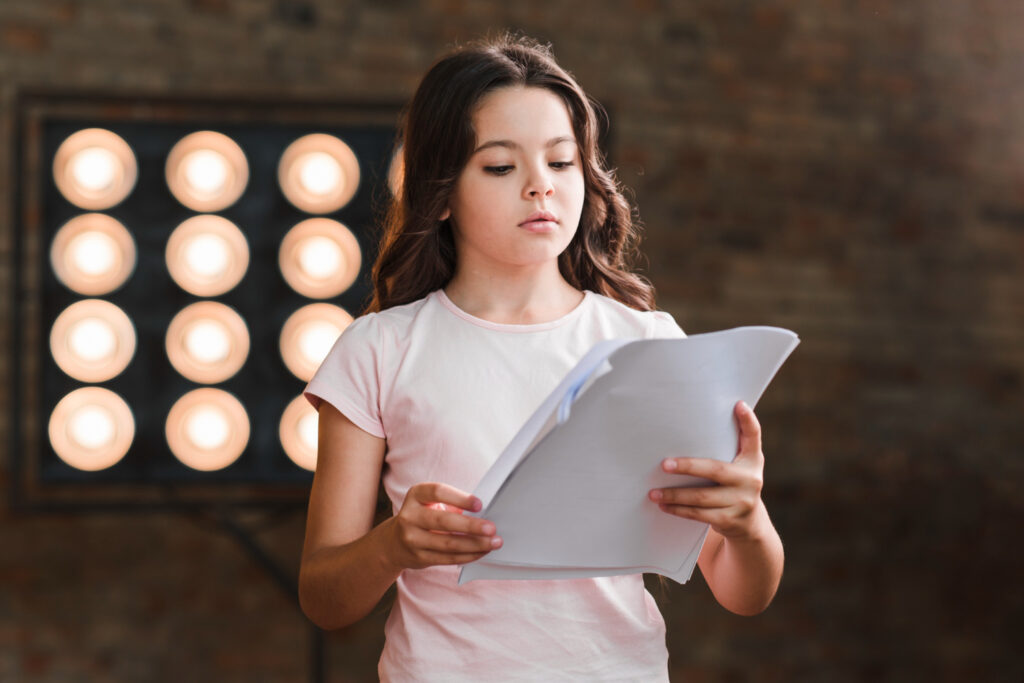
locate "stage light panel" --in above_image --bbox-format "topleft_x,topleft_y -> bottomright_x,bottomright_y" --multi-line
50,213 -> 136,296
279,218 -> 362,299
279,394 -> 318,471
48,387 -> 135,472
166,301 -> 249,384
166,215 -> 249,297
14,94 -> 401,505
50,299 -> 136,383
166,131 -> 249,212
280,303 -> 353,382
166,388 -> 250,471
278,133 -> 361,214
52,128 -> 138,210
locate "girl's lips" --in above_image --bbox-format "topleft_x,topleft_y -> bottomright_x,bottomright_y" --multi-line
520,220 -> 558,233
519,211 -> 558,226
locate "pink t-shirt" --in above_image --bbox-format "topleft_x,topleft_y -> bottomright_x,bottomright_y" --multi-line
305,289 -> 685,682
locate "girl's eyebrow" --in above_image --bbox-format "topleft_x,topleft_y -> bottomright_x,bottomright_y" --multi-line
472,135 -> 576,155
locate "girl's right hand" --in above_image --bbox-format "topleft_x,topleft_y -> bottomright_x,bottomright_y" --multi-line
383,482 -> 502,570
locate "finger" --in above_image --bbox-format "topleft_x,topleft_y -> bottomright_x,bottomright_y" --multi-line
420,550 -> 496,566
422,507 -> 497,537
661,457 -> 744,485
410,526 -> 503,554
410,482 -> 482,513
735,400 -> 762,459
649,486 -> 733,508
657,503 -> 728,527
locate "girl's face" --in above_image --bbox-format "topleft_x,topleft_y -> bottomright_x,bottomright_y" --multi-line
442,86 -> 585,277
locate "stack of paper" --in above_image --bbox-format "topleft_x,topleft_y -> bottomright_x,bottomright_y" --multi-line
459,326 -> 799,584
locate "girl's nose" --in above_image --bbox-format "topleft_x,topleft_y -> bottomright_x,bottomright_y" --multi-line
523,167 -> 555,199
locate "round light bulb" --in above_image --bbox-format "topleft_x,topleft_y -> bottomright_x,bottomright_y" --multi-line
183,149 -> 229,195
279,303 -> 352,381
279,394 -> 319,471
298,236 -> 343,281
166,388 -> 249,471
49,387 -> 134,471
186,406 -> 230,451
51,214 -> 136,296
70,147 -> 118,191
51,300 -> 135,383
68,230 -> 118,277
279,219 -> 361,299
298,412 -> 318,452
299,320 -> 342,366
185,233 -> 230,278
185,320 -> 231,365
68,317 -> 117,362
278,134 -> 360,213
298,152 -> 343,196
54,129 -> 137,210
69,405 -> 116,450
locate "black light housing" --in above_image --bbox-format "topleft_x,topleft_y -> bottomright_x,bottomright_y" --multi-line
11,90 -> 403,508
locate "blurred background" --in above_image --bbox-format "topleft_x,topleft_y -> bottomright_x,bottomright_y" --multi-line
1,1 -> 1022,681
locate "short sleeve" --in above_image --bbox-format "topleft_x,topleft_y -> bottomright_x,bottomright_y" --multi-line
649,310 -> 686,339
303,313 -> 386,439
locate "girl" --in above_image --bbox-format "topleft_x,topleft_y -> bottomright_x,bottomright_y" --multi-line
300,35 -> 783,681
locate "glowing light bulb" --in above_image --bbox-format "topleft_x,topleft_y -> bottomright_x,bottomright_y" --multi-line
279,219 -> 361,298
299,320 -> 341,366
298,412 -> 318,452
70,147 -> 118,192
49,387 -> 134,471
185,233 -> 230,278
166,388 -> 249,471
298,152 -> 343,196
166,302 -> 248,384
280,303 -> 352,381
68,230 -> 118,276
186,406 -> 230,450
68,405 -> 116,450
51,300 -> 135,382
185,320 -> 231,365
278,134 -> 360,213
54,129 -> 137,210
183,149 -> 229,195
298,236 -> 343,280
166,216 -> 248,296
68,317 -> 117,362
279,394 -> 319,471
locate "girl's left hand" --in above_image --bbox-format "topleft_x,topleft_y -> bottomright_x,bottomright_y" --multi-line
648,400 -> 766,540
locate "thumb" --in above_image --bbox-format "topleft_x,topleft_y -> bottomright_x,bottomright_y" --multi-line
735,401 -> 763,459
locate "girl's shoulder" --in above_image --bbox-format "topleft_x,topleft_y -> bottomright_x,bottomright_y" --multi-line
346,292 -> 438,338
585,291 -> 686,339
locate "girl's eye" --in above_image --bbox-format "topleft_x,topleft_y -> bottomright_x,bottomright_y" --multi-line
484,165 -> 513,175
550,161 -> 575,170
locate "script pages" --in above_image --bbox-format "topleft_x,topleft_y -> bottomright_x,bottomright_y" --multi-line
459,326 -> 799,584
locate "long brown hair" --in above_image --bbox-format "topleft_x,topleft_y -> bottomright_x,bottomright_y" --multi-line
368,34 -> 656,313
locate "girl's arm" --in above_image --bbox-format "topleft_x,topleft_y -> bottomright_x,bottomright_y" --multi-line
299,403 -> 500,630
649,401 -> 784,615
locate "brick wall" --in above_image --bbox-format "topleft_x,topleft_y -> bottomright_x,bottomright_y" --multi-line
2,1 -> 1021,680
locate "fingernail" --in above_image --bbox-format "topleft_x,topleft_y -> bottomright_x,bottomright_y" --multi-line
471,497 -> 482,512
491,537 -> 503,549
739,401 -> 750,411
663,459 -> 677,471
649,489 -> 663,501
481,522 -> 495,535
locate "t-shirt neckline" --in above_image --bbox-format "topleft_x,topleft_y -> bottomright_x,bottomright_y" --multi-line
435,288 -> 591,333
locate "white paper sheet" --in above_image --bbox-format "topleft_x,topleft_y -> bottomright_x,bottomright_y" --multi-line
459,326 -> 799,584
